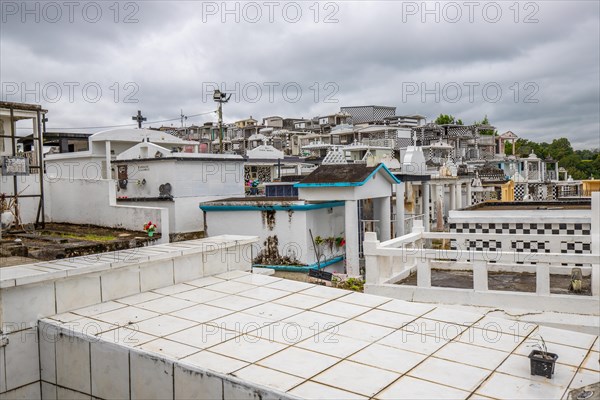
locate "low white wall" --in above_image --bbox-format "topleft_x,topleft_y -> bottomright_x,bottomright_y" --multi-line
122,196 -> 231,234
449,208 -> 591,224
45,154 -> 107,180
366,283 -> 600,316
204,205 -> 345,265
45,178 -> 168,236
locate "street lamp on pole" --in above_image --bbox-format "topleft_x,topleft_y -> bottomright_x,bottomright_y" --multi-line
213,90 -> 232,154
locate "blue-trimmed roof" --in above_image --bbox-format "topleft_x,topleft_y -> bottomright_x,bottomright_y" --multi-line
200,201 -> 344,212
294,163 -> 401,188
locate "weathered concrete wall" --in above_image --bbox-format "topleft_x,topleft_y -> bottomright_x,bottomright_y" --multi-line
37,322 -> 299,400
204,205 -> 345,265
44,178 -> 168,236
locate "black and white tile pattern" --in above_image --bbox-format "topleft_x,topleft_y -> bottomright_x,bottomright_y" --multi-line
449,222 -> 590,236
560,241 -> 591,254
511,240 -> 550,253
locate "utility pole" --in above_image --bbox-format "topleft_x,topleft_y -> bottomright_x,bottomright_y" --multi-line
213,90 -> 231,154
180,109 -> 188,137
132,110 -> 146,129
217,102 -> 223,153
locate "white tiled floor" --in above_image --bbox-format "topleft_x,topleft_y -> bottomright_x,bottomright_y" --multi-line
135,296 -> 194,314
180,350 -> 248,374
338,291 -> 390,308
151,283 -> 196,295
258,346 -> 339,378
274,292 -> 330,309
496,354 -> 577,389
138,337 -> 201,359
170,303 -> 233,322
166,324 -> 240,349
171,287 -> 229,303
513,340 -> 589,367
376,298 -> 435,316
207,311 -> 273,334
184,276 -> 224,287
232,273 -> 283,285
334,319 -> 395,342
264,278 -> 314,292
134,314 -> 198,337
581,351 -> 600,372
376,375 -> 470,400
283,310 -> 347,329
313,360 -> 400,397
248,322 -> 317,345
115,291 -> 163,305
570,368 -> 600,389
204,279 -> 256,294
43,271 -> 600,400
97,327 -> 157,346
297,333 -> 370,358
455,326 -> 525,352
434,341 -> 508,370
533,325 -> 598,350
355,308 -> 417,329
93,306 -> 159,326
475,315 -> 537,338
348,343 -> 427,374
476,371 -> 566,400
408,357 -> 491,392
242,302 -> 302,321
207,336 -> 287,363
70,300 -> 126,316
312,299 -> 372,318
401,317 -> 468,341
205,294 -> 264,311
234,364 -> 305,392
237,286 -> 290,301
289,381 -> 368,400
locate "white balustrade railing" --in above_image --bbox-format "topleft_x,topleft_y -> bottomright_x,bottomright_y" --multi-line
363,221 -> 600,314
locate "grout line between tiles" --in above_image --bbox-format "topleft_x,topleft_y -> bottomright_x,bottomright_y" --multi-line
369,314 -> 488,399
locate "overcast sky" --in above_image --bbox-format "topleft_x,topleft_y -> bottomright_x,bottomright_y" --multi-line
2,1 -> 599,148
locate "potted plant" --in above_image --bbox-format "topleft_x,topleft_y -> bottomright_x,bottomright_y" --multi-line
143,221 -> 157,237
528,335 -> 558,378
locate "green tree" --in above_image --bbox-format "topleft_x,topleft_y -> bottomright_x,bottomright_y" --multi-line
547,138 -> 573,161
474,115 -> 496,136
434,114 -> 463,125
515,139 -> 547,158
592,154 -> 600,178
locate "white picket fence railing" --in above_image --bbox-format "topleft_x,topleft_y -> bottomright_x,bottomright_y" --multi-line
363,221 -> 600,315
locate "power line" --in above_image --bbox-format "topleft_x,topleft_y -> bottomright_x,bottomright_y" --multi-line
16,110 -> 217,131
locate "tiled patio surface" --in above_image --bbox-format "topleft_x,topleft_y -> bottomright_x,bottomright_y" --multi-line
43,271 -> 600,399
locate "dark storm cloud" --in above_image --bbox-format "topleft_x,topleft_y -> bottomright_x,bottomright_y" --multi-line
1,1 -> 598,148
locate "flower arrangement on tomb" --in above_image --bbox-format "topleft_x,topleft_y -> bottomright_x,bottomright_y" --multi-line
144,221 -> 157,237
314,235 -> 346,252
